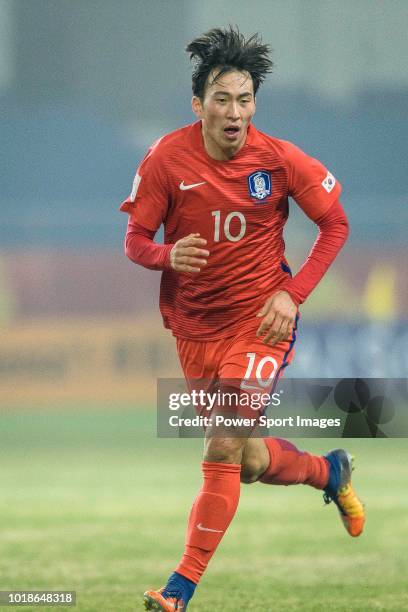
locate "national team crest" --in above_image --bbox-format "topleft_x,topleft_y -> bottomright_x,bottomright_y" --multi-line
247,171 -> 272,201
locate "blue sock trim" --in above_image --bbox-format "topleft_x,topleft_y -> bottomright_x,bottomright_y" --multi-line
324,452 -> 340,497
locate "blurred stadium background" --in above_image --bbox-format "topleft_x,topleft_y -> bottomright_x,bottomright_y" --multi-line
0,2 -> 407,610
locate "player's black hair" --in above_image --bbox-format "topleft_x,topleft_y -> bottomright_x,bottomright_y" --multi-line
186,26 -> 273,99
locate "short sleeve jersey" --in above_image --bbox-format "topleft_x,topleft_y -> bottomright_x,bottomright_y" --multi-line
120,121 -> 341,340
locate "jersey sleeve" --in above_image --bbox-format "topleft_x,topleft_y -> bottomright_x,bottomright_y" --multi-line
280,199 -> 349,305
284,142 -> 342,221
119,141 -> 170,232
124,218 -> 173,271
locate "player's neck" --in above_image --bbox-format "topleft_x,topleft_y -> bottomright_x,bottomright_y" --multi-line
201,127 -> 247,161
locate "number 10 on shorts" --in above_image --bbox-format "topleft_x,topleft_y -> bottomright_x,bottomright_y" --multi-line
241,352 -> 278,391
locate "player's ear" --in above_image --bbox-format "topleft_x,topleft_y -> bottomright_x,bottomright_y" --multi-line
192,96 -> 203,118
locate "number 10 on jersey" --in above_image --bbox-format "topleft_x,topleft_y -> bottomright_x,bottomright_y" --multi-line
211,210 -> 246,242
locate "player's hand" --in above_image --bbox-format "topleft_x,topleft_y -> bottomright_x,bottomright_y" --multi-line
170,233 -> 209,273
256,290 -> 297,346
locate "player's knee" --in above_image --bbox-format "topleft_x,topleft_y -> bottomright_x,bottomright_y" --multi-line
203,437 -> 245,464
240,471 -> 258,484
240,457 -> 264,484
240,438 -> 270,484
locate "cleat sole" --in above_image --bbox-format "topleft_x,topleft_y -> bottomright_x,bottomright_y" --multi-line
144,594 -> 164,611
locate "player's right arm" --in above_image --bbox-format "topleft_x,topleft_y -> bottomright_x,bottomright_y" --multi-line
120,141 -> 208,273
124,220 -> 172,271
125,222 -> 209,273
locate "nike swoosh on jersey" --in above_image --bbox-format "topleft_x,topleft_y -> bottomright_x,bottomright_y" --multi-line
197,523 -> 223,533
179,181 -> 206,190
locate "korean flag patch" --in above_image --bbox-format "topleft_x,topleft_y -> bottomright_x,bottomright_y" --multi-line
248,171 -> 272,201
322,172 -> 336,194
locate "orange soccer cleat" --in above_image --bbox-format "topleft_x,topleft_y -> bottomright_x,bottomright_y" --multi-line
144,588 -> 186,611
323,449 -> 365,537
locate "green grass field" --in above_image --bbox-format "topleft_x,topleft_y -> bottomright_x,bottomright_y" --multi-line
0,408 -> 407,611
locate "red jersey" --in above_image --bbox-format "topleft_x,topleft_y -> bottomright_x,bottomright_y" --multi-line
120,121 -> 342,340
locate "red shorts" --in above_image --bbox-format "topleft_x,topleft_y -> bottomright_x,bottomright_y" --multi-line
176,317 -> 298,414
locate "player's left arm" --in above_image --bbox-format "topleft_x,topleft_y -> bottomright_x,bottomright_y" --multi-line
279,198 -> 349,306
256,199 -> 349,345
257,142 -> 349,346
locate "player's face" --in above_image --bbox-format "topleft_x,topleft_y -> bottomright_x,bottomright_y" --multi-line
192,69 -> 256,161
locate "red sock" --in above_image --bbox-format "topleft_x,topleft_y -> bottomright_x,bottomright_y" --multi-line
259,438 -> 329,489
175,461 -> 241,584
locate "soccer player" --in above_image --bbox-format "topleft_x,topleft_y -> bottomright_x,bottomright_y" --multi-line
120,27 -> 365,611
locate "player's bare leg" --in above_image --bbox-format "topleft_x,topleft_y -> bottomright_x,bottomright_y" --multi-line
240,437 -> 270,483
